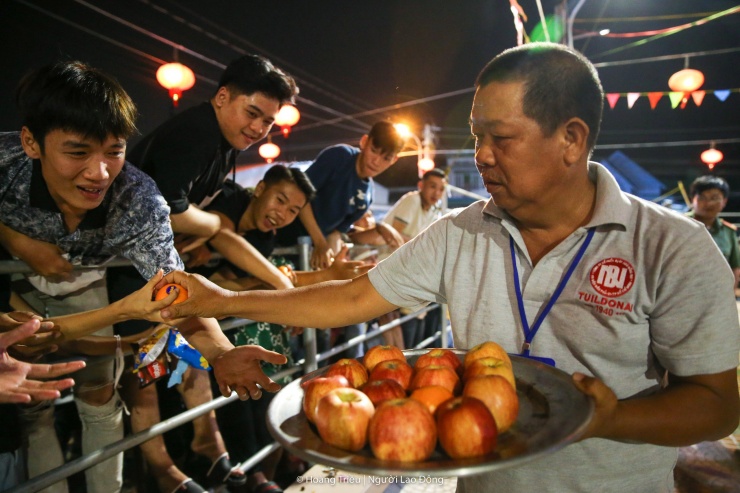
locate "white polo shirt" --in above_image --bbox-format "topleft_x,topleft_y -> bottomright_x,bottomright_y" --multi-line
369,162 -> 740,493
382,190 -> 441,238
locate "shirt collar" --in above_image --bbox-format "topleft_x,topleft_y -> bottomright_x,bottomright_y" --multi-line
28,158 -> 109,230
481,161 -> 631,230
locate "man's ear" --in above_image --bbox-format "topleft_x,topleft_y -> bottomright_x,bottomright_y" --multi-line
213,86 -> 230,108
562,117 -> 590,166
253,181 -> 266,197
417,180 -> 424,192
20,127 -> 42,159
359,134 -> 369,150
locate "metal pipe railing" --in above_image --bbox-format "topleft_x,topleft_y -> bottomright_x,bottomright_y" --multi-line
2,241 -> 449,492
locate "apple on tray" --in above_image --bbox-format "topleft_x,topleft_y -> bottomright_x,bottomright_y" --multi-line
463,375 -> 519,433
314,387 -> 375,452
463,341 -> 512,370
436,396 -> 498,459
325,358 -> 369,388
368,358 -> 413,390
301,375 -> 351,424
360,379 -> 407,407
414,348 -> 462,375
368,398 -> 437,462
463,356 -> 516,390
363,344 -> 406,372
409,364 -> 461,395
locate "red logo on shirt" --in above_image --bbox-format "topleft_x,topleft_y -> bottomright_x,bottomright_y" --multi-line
589,258 -> 635,297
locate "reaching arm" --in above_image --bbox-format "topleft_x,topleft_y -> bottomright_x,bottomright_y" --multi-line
293,245 -> 373,287
169,205 -> 222,253
208,227 -> 293,290
573,369 -> 739,446
389,218 -> 413,242
296,203 -> 333,269
0,221 -> 73,279
158,270 -> 398,330
46,271 -> 173,341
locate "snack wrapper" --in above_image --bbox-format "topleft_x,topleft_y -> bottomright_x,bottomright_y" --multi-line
132,327 -> 210,388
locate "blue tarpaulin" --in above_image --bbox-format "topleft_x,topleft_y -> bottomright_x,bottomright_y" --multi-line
599,151 -> 665,200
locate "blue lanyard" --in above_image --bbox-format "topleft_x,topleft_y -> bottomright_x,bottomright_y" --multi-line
510,228 -> 595,359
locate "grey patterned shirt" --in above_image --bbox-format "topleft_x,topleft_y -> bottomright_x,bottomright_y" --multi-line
0,132 -> 183,280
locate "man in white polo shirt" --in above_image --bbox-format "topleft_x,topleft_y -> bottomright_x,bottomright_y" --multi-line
158,43 -> 740,493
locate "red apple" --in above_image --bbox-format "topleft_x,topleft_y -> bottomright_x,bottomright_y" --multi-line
463,357 -> 516,390
368,398 -> 437,461
463,375 -> 519,433
363,345 -> 405,372
301,375 -> 351,424
314,388 -> 375,452
368,359 -> 413,390
436,396 -> 498,459
414,348 -> 462,375
325,358 -> 369,388
463,341 -> 511,370
360,379 -> 407,406
409,365 -> 461,395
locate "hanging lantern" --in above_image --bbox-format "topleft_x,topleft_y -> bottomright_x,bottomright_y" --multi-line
418,157 -> 435,174
701,145 -> 723,171
274,105 -> 301,137
258,137 -> 280,163
668,68 -> 704,93
156,62 -> 195,107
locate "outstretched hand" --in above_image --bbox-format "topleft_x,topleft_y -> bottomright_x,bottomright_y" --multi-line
328,245 -> 374,280
571,372 -> 619,441
157,271 -> 233,321
211,345 -> 288,400
0,319 -> 86,403
1,311 -> 61,360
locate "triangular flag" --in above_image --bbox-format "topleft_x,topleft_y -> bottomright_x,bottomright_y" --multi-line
668,92 -> 683,108
648,92 -> 663,109
691,90 -> 706,106
627,93 -> 640,108
606,93 -> 620,109
714,89 -> 730,101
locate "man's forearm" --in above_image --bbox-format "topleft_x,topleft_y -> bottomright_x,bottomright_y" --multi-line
176,316 -> 233,363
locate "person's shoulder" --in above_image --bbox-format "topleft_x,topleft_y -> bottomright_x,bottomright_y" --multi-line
139,102 -> 219,146
721,218 -> 737,231
0,132 -> 26,167
315,144 -> 358,161
110,162 -> 167,205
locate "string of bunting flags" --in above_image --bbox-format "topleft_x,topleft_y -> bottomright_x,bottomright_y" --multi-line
606,88 -> 738,110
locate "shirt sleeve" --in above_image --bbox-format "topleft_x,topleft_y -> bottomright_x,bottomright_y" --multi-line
306,146 -> 350,191
383,193 -> 416,227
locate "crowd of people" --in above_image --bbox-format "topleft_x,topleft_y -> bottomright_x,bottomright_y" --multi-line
1,41 -> 739,493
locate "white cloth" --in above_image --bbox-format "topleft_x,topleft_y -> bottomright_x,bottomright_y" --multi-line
382,190 -> 441,238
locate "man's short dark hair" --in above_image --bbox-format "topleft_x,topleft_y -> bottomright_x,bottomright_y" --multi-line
422,168 -> 447,181
368,121 -> 405,155
476,42 -> 604,151
16,61 -> 138,150
218,54 -> 298,105
690,175 -> 730,198
262,164 -> 316,203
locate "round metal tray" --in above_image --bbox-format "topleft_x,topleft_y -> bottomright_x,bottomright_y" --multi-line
266,349 -> 593,477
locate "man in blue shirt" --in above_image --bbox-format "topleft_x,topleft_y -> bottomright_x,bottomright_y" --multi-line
277,121 -> 405,269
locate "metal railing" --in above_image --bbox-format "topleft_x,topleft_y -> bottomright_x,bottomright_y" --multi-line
2,242 -> 450,493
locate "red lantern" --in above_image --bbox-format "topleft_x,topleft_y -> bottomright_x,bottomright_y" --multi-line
275,105 -> 300,137
668,68 -> 704,93
156,63 -> 195,107
258,139 -> 280,163
701,147 -> 723,171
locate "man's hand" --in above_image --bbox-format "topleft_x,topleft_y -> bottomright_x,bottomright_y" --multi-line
328,245 -> 374,280
311,241 -> 335,270
0,319 -> 86,403
157,271 -> 233,321
211,345 -> 288,400
115,270 -> 181,324
0,222 -> 73,280
1,311 -> 61,360
571,372 -> 619,441
376,223 -> 405,249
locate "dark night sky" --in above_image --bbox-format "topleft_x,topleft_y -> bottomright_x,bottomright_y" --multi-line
2,0 -> 739,205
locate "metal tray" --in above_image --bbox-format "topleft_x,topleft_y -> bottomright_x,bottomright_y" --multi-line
266,349 -> 593,477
